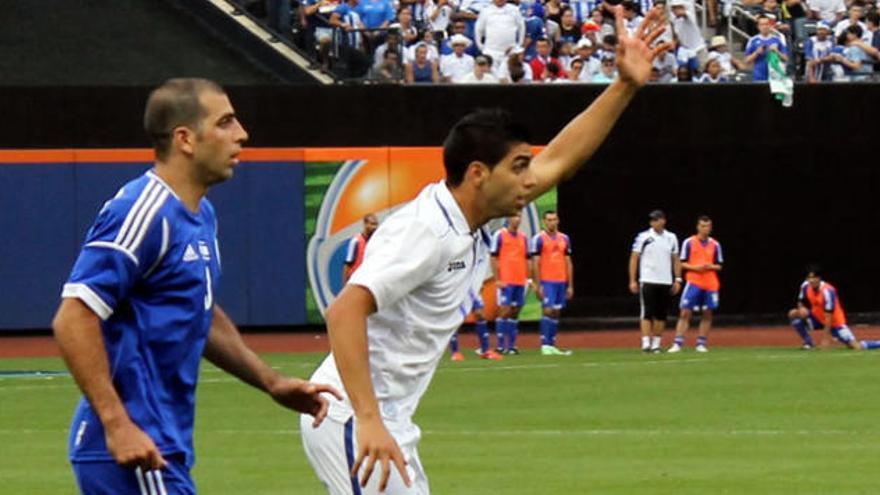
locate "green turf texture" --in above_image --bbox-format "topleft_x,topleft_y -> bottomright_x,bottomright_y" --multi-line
1,347 -> 877,494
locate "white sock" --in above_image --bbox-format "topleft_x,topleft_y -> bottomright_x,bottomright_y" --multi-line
651,336 -> 661,349
641,336 -> 650,349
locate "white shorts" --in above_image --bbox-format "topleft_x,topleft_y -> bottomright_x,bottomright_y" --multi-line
300,414 -> 430,495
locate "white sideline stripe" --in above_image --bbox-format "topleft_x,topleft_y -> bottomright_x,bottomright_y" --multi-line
442,357 -> 711,373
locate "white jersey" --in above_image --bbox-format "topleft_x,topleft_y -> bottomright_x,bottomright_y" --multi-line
309,181 -> 491,445
632,228 -> 679,285
474,3 -> 525,55
440,53 -> 475,82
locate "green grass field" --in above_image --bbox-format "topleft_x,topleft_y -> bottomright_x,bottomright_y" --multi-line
1,348 -> 878,494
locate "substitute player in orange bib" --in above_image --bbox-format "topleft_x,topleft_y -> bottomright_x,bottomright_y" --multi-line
491,213 -> 530,354
343,213 -> 379,284
669,215 -> 722,353
531,210 -> 574,355
788,266 -> 880,350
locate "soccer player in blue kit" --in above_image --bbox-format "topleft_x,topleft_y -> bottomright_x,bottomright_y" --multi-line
52,78 -> 341,494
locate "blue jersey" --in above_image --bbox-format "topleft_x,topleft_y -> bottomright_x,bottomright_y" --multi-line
745,34 -> 787,81
62,171 -> 221,468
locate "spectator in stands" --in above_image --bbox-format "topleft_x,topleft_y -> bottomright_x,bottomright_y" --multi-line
330,0 -> 373,76
545,0 -> 565,25
457,54 -> 501,82
575,38 -> 602,80
440,33 -> 476,81
529,37 -> 566,78
834,25 -> 874,80
405,43 -> 441,82
804,21 -> 836,82
675,34 -> 701,74
394,8 -> 420,45
781,0 -> 808,43
834,3 -> 871,44
866,12 -> 880,74
649,0 -> 675,45
580,17 -> 603,49
457,0 -> 489,39
441,21 -> 480,56
597,33 -> 619,59
621,1 -> 644,36
697,57 -> 729,82
592,52 -> 618,82
569,0 -> 597,24
745,15 -> 788,81
496,46 -> 534,82
670,0 -> 707,64
522,2 -> 548,60
807,0 -> 845,25
475,0 -> 526,74
425,0 -> 457,35
359,0 -> 397,51
557,7 -> 583,44
373,30 -> 403,69
558,41 -> 576,69
371,49 -> 405,81
760,0 -> 791,40
673,64 -> 694,81
302,0 -> 339,68
399,0 -> 429,29
405,30 -> 440,63
562,57 -> 587,81
707,36 -> 746,76
653,39 -> 678,81
542,60 -> 566,81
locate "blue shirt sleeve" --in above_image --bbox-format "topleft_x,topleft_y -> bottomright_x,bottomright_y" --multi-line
823,288 -> 836,312
714,241 -> 723,264
745,38 -> 759,56
680,238 -> 691,261
63,193 -> 168,320
530,234 -> 542,255
384,0 -> 396,23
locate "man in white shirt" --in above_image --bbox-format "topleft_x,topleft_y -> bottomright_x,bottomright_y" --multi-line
475,0 -> 526,73
300,8 -> 673,494
440,34 -> 476,82
808,0 -> 846,24
670,0 -> 707,63
457,54 -> 501,82
833,4 -> 871,43
628,210 -> 682,353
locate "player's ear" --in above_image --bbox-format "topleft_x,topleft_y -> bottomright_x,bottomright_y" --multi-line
465,161 -> 490,185
172,126 -> 197,157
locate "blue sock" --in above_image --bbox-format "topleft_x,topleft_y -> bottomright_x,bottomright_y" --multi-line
449,333 -> 459,353
792,319 -> 814,346
508,319 -> 519,349
674,335 -> 685,346
540,317 -> 550,346
696,336 -> 707,347
549,318 -> 559,346
495,319 -> 505,350
476,320 -> 490,353
860,340 -> 880,350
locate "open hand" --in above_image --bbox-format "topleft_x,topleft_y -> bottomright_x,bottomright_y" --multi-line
614,5 -> 673,87
353,417 -> 412,492
268,377 -> 343,427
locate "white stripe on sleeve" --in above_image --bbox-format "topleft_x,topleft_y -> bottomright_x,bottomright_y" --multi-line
115,181 -> 157,246
62,283 -> 113,320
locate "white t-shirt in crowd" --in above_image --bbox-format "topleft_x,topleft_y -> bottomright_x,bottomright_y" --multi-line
440,53 -> 475,81
632,228 -> 679,285
475,3 -> 525,55
808,0 -> 846,23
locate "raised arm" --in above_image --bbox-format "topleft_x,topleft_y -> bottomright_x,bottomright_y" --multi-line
526,7 -> 670,201
53,298 -> 167,470
204,305 -> 341,425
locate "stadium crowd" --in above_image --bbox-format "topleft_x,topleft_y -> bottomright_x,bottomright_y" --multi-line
243,0 -> 880,83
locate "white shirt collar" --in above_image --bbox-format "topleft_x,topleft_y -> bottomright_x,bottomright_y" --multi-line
434,181 -> 472,235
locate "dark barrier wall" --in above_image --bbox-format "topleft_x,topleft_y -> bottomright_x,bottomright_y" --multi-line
1,84 -> 878,327
0,158 -> 306,329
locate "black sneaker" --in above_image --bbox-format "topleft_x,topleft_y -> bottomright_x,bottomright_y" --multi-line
506,348 -> 520,355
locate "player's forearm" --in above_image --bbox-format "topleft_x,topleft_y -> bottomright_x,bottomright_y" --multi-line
531,257 -> 541,284
53,299 -> 131,429
567,257 -> 574,288
628,253 -> 639,283
529,80 -> 638,200
326,286 -> 382,421
491,258 -> 500,280
203,306 -> 283,393
673,257 -> 682,279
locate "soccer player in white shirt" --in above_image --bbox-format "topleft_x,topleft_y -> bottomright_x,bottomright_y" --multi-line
300,8 -> 672,494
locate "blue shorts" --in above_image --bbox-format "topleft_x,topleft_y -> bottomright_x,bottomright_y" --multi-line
497,285 -> 525,307
807,315 -> 856,344
679,283 -> 719,311
540,281 -> 567,309
72,456 -> 194,495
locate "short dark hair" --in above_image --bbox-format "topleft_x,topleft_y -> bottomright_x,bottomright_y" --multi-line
697,214 -> 712,223
603,34 -> 618,46
867,12 -> 880,25
806,264 -> 823,278
847,24 -> 864,37
143,78 -> 224,161
543,210 -> 558,218
622,0 -> 637,12
442,109 -> 531,187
